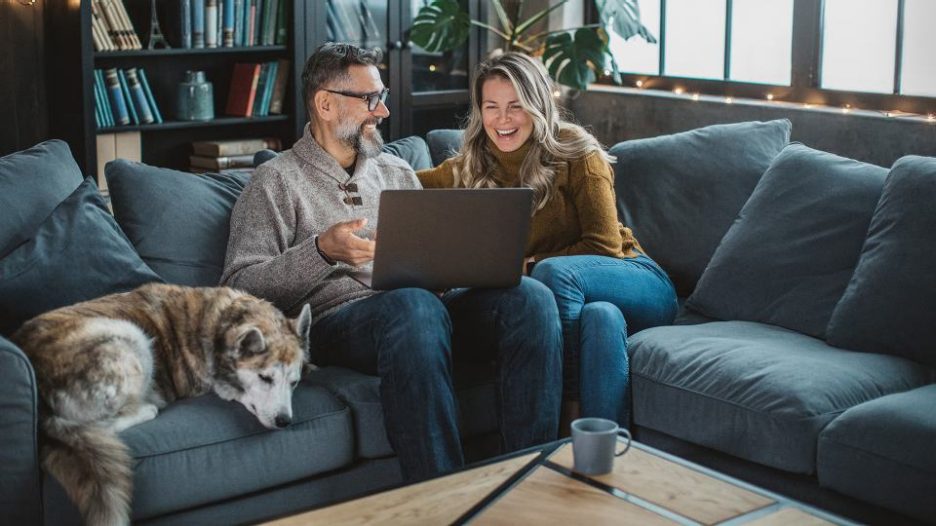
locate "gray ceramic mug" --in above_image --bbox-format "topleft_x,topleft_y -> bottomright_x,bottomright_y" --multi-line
571,417 -> 632,475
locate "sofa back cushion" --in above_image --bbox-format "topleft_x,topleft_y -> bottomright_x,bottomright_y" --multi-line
686,143 -> 887,339
826,155 -> 936,366
106,160 -> 251,287
0,140 -> 84,257
381,135 -> 433,171
610,120 -> 791,297
0,177 -> 162,336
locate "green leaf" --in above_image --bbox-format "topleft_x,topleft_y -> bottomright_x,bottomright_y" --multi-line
542,28 -> 609,90
595,0 -> 657,43
410,0 -> 471,53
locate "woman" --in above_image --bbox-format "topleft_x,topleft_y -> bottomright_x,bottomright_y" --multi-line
417,53 -> 677,427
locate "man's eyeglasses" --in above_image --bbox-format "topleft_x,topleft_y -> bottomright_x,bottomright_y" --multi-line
324,87 -> 389,112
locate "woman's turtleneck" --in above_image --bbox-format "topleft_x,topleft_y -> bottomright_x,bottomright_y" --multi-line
487,137 -> 532,185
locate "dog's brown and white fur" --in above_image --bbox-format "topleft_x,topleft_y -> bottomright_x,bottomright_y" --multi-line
12,283 -> 312,526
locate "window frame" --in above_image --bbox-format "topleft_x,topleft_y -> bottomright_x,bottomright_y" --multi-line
590,0 -> 935,114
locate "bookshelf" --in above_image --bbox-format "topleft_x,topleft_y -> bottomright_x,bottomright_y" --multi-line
47,0 -> 306,181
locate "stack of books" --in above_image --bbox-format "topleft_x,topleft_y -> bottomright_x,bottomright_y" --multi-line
91,0 -> 142,51
189,137 -> 282,171
224,60 -> 290,117
178,0 -> 288,49
94,67 -> 164,129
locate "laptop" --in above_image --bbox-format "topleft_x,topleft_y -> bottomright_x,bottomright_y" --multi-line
352,188 -> 534,290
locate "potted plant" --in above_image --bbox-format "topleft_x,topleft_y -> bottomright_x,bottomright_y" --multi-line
410,0 -> 656,90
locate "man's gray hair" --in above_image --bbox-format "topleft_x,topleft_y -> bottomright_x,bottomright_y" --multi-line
301,43 -> 383,119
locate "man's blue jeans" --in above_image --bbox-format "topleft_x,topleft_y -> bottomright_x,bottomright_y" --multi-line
307,277 -> 563,481
532,254 -> 677,426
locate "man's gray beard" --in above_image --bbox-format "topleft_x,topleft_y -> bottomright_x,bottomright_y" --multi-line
337,118 -> 384,159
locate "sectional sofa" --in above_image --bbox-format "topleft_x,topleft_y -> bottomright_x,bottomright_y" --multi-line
2,119 -> 934,525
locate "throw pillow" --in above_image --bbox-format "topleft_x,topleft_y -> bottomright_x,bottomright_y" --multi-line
826,156 -> 936,366
426,129 -> 464,166
610,119 -> 791,297
381,135 -> 432,171
106,160 -> 251,287
686,143 -> 887,339
0,140 -> 84,257
0,177 -> 162,336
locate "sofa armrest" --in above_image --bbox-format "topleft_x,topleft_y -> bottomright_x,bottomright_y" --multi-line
0,336 -> 42,525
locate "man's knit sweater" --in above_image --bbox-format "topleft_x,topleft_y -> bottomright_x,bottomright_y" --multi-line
221,126 -> 420,322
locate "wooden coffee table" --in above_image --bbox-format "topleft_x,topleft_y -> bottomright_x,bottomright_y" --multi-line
262,440 -> 856,525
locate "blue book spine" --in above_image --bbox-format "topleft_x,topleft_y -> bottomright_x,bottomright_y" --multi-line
234,0 -> 243,47
223,0 -> 234,46
254,0 -> 263,46
93,77 -> 104,129
251,62 -> 268,117
260,60 -> 277,116
117,69 -> 139,125
96,70 -> 115,127
104,68 -> 130,126
137,68 -> 163,124
126,68 -> 154,124
180,0 -> 192,48
192,0 -> 205,48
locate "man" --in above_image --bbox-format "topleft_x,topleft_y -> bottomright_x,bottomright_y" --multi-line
221,43 -> 562,481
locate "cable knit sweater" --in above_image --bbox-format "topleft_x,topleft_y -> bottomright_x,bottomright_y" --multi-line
221,126 -> 420,321
417,138 -> 641,262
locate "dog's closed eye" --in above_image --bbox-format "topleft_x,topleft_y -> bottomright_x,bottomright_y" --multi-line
259,374 -> 273,384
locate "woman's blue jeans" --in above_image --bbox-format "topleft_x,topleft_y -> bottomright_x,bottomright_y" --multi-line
532,254 -> 677,426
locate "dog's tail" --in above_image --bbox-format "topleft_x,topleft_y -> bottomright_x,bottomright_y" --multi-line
42,415 -> 132,526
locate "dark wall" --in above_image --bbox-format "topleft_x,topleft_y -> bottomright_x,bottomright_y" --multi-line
0,1 -> 48,156
569,89 -> 936,168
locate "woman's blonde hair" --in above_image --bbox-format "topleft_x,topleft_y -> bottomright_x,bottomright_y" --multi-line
453,52 -> 612,210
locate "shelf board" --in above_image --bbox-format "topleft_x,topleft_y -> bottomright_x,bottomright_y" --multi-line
95,46 -> 287,59
96,115 -> 289,133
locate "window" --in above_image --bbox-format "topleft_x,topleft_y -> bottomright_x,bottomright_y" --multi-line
600,0 -> 936,114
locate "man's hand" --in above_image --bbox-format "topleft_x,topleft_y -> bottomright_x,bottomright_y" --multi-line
318,218 -> 375,267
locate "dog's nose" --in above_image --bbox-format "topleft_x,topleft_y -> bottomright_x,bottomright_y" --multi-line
274,414 -> 291,428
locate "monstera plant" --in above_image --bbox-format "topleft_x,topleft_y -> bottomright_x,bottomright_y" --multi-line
410,0 -> 656,90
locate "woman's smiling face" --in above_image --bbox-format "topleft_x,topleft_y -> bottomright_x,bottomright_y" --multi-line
481,76 -> 533,153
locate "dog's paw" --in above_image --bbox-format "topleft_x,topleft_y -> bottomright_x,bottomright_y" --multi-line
139,403 -> 159,421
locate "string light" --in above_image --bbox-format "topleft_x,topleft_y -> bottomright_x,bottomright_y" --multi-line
842,104 -> 852,114
635,80 -> 644,88
673,87 -> 684,95
691,93 -> 700,101
428,64 -> 436,72
766,93 -> 774,101
725,97 -> 734,104
552,89 -> 561,98
927,114 -> 935,123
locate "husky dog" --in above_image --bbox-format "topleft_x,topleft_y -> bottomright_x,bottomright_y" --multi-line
12,283 -> 312,526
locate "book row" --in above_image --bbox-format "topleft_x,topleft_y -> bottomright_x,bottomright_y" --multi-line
94,68 -> 164,129
190,137 -> 282,171
91,0 -> 142,52
225,60 -> 290,118
179,0 -> 288,49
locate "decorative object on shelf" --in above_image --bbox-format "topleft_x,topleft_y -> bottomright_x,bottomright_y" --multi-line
411,0 -> 655,90
146,0 -> 171,49
176,71 -> 214,121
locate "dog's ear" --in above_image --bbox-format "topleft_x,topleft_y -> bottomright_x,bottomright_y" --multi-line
292,304 -> 312,351
234,326 -> 266,356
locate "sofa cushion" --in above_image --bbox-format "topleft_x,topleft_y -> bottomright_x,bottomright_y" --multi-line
817,384 -> 936,522
425,129 -> 464,166
686,144 -> 887,339
628,320 -> 935,474
0,336 -> 41,525
106,160 -> 250,287
610,120 -> 791,297
0,178 -> 162,336
119,382 -> 353,520
307,366 -> 497,460
0,140 -> 84,258
381,135 -> 433,171
826,156 -> 936,367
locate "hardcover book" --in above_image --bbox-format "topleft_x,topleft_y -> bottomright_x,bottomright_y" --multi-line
225,63 -> 261,117
136,69 -> 163,124
104,68 -> 130,126
116,69 -> 140,125
190,153 -> 255,169
125,69 -> 155,124
268,59 -> 289,114
205,0 -> 219,48
192,0 -> 206,48
192,137 -> 282,156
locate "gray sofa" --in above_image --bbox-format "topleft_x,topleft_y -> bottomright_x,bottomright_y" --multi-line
3,119 -> 935,525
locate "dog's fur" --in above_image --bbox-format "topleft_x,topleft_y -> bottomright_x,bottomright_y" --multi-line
12,283 -> 312,526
